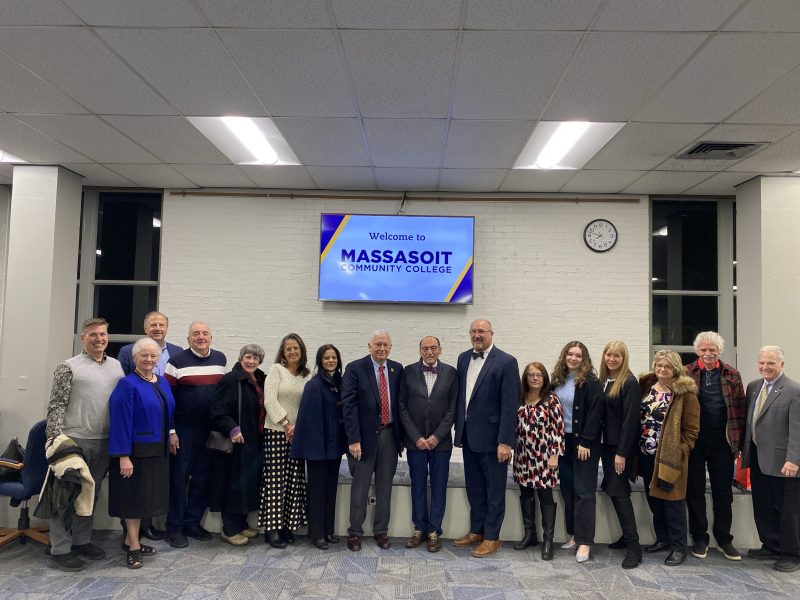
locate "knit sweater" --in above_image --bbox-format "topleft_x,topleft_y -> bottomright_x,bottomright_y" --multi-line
164,348 -> 226,430
263,363 -> 311,432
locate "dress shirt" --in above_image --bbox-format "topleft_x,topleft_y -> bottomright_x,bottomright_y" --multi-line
155,343 -> 171,376
372,358 -> 392,423
465,344 -> 493,414
422,361 -> 438,396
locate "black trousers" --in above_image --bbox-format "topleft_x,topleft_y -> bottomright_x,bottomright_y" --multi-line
749,443 -> 800,560
686,428 -> 735,545
306,458 -> 341,541
558,435 -> 600,544
602,445 -> 639,544
638,452 -> 687,553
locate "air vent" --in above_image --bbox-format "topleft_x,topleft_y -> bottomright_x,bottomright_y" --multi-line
675,141 -> 767,160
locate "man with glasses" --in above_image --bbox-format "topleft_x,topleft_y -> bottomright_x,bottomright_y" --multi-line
453,319 -> 519,557
398,336 -> 458,552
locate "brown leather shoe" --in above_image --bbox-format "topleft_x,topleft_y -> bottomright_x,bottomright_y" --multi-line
347,535 -> 362,552
406,531 -> 425,548
374,533 -> 391,549
472,539 -> 502,557
452,533 -> 484,547
427,533 -> 443,553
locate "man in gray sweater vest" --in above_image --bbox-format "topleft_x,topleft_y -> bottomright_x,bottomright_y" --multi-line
45,317 -> 124,572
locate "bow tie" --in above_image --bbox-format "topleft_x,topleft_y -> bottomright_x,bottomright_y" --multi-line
421,364 -> 439,374
472,351 -> 484,360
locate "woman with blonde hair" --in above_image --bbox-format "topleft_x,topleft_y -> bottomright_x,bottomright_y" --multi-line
599,341 -> 642,568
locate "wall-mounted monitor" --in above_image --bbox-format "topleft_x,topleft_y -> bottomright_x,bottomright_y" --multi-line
319,213 -> 474,304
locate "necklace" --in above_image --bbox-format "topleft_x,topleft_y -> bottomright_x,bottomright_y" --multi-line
134,369 -> 155,383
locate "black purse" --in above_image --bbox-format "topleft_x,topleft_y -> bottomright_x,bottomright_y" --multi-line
0,437 -> 25,481
206,382 -> 241,454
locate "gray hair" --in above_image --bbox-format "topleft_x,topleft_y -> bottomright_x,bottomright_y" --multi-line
188,321 -> 211,336
651,349 -> 685,379
370,329 -> 391,342
760,345 -> 785,362
132,336 -> 160,357
143,311 -> 168,326
239,343 -> 265,363
693,331 -> 725,354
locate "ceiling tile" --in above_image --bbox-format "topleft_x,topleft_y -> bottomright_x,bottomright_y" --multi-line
727,130 -> 800,172
723,0 -> 800,32
61,163 -> 138,187
438,168 -> 507,192
340,30 -> 457,118
443,120 -> 532,168
104,164 -> 197,188
622,171 -> 711,194
595,0 -> 745,31
64,0 -> 205,26
170,164 -> 257,188
307,166 -> 376,190
97,29 -> 264,117
464,0 -> 602,30
195,0 -> 331,28
218,30 -> 356,117
374,168 -> 439,190
364,119 -> 446,168
102,116 -> 230,164
499,170 -> 576,192
682,171 -> 759,195
453,32 -> 581,120
544,32 -> 708,121
637,33 -> 800,123
585,123 -> 713,170
332,0 -> 461,29
0,27 -> 174,115
560,170 -> 645,193
16,115 -> 159,163
0,115 -> 90,163
730,67 -> 800,124
274,118 -> 369,166
0,0 -> 81,24
239,165 -> 317,189
0,56 -> 87,114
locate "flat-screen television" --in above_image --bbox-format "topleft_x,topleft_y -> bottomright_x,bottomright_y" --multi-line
319,213 -> 474,304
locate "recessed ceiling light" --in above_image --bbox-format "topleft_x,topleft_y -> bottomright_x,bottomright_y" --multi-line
187,116 -> 300,166
0,148 -> 27,163
513,121 -> 625,170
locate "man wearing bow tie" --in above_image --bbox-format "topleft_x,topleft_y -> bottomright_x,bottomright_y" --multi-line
453,319 -> 520,557
741,345 -> 800,572
398,336 -> 458,553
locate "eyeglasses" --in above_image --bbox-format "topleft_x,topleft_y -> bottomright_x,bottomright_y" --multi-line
420,346 -> 440,353
528,373 -> 544,379
469,329 -> 491,335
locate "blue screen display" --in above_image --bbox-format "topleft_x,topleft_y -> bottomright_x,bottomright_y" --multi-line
319,213 -> 474,304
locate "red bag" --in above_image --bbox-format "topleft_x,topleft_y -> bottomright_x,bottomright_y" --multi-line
734,455 -> 750,491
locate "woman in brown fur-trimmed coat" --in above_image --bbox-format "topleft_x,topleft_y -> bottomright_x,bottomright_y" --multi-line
636,349 -> 700,567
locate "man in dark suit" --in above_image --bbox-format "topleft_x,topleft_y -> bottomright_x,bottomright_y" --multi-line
741,345 -> 800,572
342,329 -> 404,551
453,319 -> 519,557
399,335 -> 458,553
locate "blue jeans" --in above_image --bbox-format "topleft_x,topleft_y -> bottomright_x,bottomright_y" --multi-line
407,448 -> 451,535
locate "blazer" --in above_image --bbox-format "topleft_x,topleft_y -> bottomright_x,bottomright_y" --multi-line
741,374 -> 800,477
572,374 -> 604,448
685,359 -> 747,452
117,341 -> 183,375
601,372 -> 640,457
292,371 -> 347,461
341,355 -> 404,459
108,373 -> 175,458
398,360 -> 458,452
454,346 -> 520,453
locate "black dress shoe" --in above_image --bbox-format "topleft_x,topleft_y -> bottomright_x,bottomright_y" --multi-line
312,538 -> 329,550
281,529 -> 295,544
664,550 -> 687,566
183,524 -> 212,541
166,530 -> 188,548
141,526 -> 165,541
325,534 -> 340,544
645,541 -> 670,553
265,530 -> 287,549
749,546 -> 781,560
773,559 -> 800,572
608,536 -> 627,550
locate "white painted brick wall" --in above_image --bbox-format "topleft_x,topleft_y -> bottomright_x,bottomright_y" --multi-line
0,186 -> 10,340
160,193 -> 651,376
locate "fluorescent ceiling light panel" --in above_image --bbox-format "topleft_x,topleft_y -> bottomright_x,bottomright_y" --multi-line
513,121 -> 625,170
0,148 -> 27,163
187,116 -> 300,166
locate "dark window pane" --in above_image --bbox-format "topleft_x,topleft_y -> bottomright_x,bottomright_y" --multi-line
652,201 -> 717,291
652,295 -> 718,346
95,192 -> 161,281
106,341 -> 128,361
94,285 -> 158,335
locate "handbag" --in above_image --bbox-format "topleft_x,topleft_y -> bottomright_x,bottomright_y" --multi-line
0,437 -> 25,482
206,382 -> 242,454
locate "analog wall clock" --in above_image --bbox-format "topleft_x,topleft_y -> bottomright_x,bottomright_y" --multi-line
583,219 -> 618,253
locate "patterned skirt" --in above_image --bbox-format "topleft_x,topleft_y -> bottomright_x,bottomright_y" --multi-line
257,429 -> 308,531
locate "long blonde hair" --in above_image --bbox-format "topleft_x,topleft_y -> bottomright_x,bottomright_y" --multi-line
598,340 -> 632,398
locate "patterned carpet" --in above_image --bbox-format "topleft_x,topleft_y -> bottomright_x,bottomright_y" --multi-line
0,531 -> 797,599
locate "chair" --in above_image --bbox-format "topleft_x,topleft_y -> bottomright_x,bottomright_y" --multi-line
0,419 -> 49,546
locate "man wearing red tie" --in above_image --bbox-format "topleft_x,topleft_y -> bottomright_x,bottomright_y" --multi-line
342,330 -> 404,551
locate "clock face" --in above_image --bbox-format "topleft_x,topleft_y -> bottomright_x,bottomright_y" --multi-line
583,219 -> 618,253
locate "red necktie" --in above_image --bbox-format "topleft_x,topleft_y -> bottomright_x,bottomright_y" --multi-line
379,365 -> 390,425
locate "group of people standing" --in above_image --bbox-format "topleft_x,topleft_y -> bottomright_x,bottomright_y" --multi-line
42,313 -> 800,576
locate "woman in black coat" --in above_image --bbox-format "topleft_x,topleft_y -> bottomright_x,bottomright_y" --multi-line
599,340 -> 642,569
291,344 -> 346,550
208,343 -> 266,546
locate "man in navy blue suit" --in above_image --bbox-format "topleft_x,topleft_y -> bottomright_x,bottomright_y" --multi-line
453,319 -> 519,557
342,330 -> 404,551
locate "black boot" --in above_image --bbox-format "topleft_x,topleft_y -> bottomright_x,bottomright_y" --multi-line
541,502 -> 556,561
265,530 -> 287,549
514,494 -> 538,549
622,541 -> 642,569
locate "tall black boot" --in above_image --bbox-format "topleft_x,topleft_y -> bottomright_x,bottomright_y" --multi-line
611,496 -> 641,568
514,494 -> 538,549
541,502 -> 556,561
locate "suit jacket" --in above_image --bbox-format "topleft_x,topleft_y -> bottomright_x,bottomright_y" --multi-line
117,340 -> 183,375
601,372 -> 640,457
398,360 -> 458,452
742,374 -> 800,477
342,355 -> 404,459
454,346 -> 519,453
